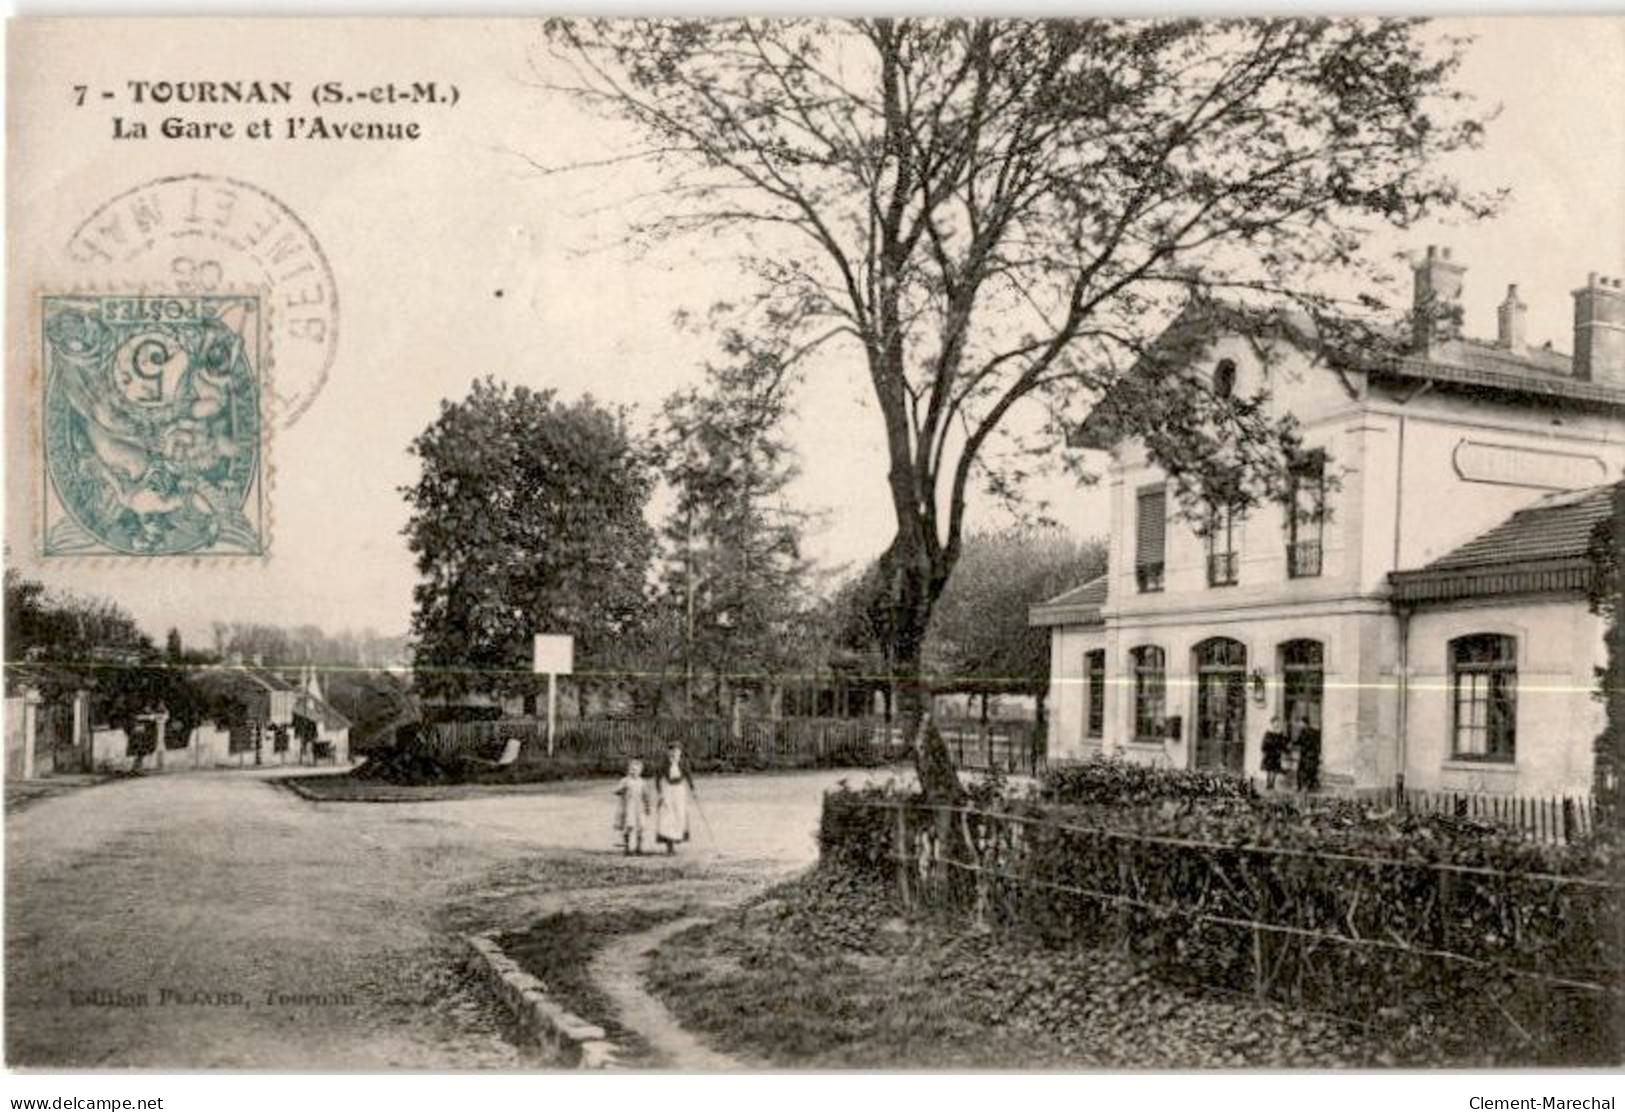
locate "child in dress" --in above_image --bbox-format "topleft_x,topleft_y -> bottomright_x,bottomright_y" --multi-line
613,758 -> 650,855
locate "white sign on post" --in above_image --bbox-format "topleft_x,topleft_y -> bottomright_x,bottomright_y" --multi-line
533,635 -> 575,676
532,634 -> 575,756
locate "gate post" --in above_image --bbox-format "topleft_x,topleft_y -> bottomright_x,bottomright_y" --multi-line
20,688 -> 41,780
72,690 -> 90,772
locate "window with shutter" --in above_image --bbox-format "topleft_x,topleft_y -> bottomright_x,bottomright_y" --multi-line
1135,486 -> 1166,592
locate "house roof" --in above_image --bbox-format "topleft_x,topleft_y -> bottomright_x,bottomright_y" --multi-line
1072,305 -> 1625,452
1370,338 -> 1625,409
194,666 -> 352,730
294,690 -> 351,731
1029,573 -> 1108,628
1388,483 -> 1616,605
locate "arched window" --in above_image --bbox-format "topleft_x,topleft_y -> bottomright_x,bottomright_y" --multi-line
1194,638 -> 1247,669
1451,634 -> 1516,762
1279,639 -> 1324,731
1131,645 -> 1166,741
1193,638 -> 1247,772
1213,358 -> 1237,399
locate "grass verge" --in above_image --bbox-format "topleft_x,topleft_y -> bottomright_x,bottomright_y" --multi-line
494,907 -> 691,1063
645,867 -> 1431,1069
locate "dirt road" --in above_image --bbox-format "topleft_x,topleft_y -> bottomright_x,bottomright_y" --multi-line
4,766 -> 866,1068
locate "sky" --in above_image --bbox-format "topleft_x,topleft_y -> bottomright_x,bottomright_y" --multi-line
6,16 -> 1624,648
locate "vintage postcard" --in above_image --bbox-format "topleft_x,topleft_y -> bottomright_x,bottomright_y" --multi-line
4,15 -> 1623,1085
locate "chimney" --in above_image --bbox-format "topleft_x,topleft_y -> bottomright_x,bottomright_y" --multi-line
1573,273 -> 1625,384
1412,245 -> 1466,351
1496,284 -> 1526,351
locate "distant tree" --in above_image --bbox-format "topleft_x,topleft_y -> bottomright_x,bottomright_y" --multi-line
97,661 -> 217,764
3,568 -> 50,657
544,17 -> 1499,798
658,359 -> 816,715
402,378 -> 658,704
322,668 -> 420,752
4,568 -> 149,694
210,620 -> 407,670
926,529 -> 1106,719
826,555 -> 901,715
165,627 -> 183,664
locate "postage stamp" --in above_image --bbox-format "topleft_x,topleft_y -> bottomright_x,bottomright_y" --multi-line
64,174 -> 338,428
38,292 -> 267,557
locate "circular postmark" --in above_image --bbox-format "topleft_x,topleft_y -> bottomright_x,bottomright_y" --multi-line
65,174 -> 339,427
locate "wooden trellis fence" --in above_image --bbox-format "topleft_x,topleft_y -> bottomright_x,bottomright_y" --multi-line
428,715 -> 908,771
831,796 -> 1624,1060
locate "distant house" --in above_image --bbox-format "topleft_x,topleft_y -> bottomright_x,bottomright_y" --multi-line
82,664 -> 352,772
185,664 -> 351,768
1033,249 -> 1625,798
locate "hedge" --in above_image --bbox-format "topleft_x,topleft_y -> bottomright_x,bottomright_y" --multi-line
820,763 -> 1624,1065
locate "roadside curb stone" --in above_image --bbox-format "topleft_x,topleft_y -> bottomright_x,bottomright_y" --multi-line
463,932 -> 620,1068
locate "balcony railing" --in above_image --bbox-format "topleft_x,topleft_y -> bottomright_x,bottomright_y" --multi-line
1135,561 -> 1165,593
1288,539 -> 1323,578
1207,551 -> 1238,586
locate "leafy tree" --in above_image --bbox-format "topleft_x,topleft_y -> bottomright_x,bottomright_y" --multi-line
927,529 -> 1106,718
4,567 -> 149,694
1588,480 -> 1625,829
322,668 -> 420,752
96,661 -> 218,763
543,17 -> 1498,797
3,569 -> 222,764
658,359 -> 815,714
402,378 -> 658,704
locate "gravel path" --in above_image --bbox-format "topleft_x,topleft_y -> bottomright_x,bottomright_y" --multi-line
588,916 -> 739,1070
5,766 -> 862,1068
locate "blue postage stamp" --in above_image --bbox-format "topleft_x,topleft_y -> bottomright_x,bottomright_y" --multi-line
39,293 -> 266,557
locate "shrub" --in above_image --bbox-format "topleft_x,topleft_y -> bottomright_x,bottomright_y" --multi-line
1041,757 -> 1255,808
819,782 -> 913,879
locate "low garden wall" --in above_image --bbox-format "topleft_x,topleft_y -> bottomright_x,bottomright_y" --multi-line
819,762 -> 1624,1066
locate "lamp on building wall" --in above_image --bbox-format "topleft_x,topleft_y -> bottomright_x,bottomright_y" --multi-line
1249,669 -> 1267,705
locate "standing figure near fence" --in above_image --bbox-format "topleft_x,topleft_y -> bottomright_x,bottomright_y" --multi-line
1261,715 -> 1288,791
654,741 -> 696,855
613,757 -> 650,855
1290,703 -> 1321,793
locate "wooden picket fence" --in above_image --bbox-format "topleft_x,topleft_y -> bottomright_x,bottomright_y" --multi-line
427,715 -> 910,771
1353,785 -> 1596,845
932,718 -> 1047,778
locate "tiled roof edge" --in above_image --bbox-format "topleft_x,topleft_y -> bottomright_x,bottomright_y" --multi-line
1388,557 -> 1596,605
1379,357 -> 1625,408
1028,603 -> 1106,628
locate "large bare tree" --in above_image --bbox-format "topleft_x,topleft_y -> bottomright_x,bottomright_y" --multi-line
541,18 -> 1497,797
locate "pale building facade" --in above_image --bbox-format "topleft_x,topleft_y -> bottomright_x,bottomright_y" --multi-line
1034,251 -> 1625,796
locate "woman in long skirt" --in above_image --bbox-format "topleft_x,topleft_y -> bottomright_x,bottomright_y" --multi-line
654,742 -> 696,854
